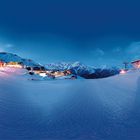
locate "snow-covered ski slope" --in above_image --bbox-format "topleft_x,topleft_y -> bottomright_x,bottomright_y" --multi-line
0,69 -> 140,140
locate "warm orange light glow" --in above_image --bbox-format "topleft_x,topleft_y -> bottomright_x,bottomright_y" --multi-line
39,73 -> 46,77
136,64 -> 140,68
132,60 -> 140,69
6,64 -> 23,68
120,69 -> 127,74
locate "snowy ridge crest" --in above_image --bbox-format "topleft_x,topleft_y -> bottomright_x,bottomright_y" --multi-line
0,52 -> 41,67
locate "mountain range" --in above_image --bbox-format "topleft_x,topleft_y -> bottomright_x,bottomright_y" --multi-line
0,52 -> 120,79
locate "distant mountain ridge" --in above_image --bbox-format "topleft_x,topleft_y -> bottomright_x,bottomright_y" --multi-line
0,52 -> 41,67
45,61 -> 120,78
45,61 -> 95,74
0,52 -> 120,79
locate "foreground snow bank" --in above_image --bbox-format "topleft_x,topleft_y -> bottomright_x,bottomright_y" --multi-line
0,70 -> 140,140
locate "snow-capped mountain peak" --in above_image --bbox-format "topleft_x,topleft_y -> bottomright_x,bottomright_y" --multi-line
0,52 -> 41,67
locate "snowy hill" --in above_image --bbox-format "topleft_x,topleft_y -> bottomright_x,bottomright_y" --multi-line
0,52 -> 41,67
0,69 -> 140,139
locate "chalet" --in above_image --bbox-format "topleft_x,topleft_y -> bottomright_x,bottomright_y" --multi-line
64,70 -> 72,75
6,62 -> 23,68
0,61 -> 5,67
26,66 -> 46,74
49,70 -> 72,77
131,60 -> 140,69
53,71 -> 65,77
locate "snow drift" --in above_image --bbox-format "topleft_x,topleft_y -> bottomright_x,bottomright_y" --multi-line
0,69 -> 140,140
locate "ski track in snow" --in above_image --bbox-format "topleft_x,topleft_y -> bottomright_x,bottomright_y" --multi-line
0,69 -> 140,140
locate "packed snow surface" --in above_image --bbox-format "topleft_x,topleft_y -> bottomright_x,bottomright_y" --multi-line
0,68 -> 140,140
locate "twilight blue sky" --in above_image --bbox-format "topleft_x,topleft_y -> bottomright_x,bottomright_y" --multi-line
0,0 -> 140,67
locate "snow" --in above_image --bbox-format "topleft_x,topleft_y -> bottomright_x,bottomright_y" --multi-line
0,52 -> 119,78
0,69 -> 140,140
0,52 -> 41,67
45,61 -> 96,75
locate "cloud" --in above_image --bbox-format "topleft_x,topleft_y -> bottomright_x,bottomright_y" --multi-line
0,43 -> 14,52
5,44 -> 14,48
0,47 -> 4,52
90,48 -> 105,56
125,42 -> 140,60
126,42 -> 140,54
112,47 -> 122,53
96,48 -> 105,56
